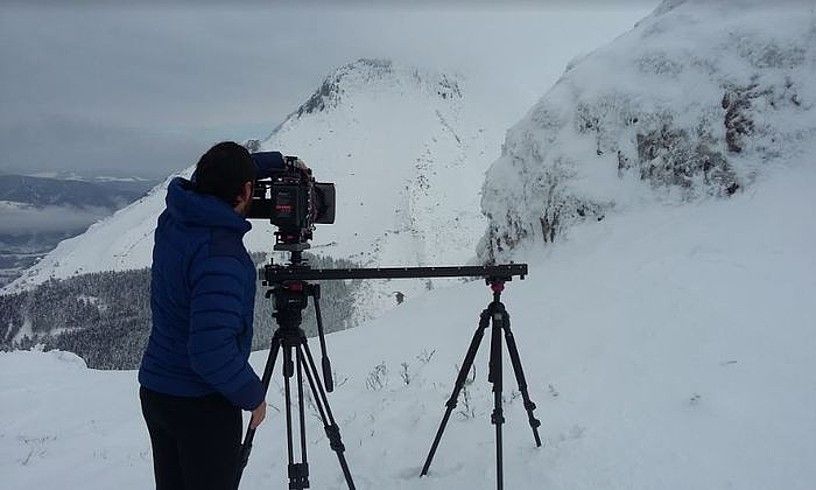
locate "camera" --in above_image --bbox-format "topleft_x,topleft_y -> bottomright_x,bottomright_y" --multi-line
246,155 -> 336,251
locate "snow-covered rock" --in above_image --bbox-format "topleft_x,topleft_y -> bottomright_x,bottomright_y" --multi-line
5,59 -> 502,320
480,0 -> 816,261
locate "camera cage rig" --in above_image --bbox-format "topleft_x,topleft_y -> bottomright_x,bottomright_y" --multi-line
248,156 -> 336,252
235,249 -> 539,490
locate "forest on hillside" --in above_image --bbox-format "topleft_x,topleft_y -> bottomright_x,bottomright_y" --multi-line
0,253 -> 361,369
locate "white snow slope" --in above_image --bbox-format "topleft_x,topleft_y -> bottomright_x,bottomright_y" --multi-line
480,0 -> 816,261
2,154 -> 814,490
4,59 -> 502,320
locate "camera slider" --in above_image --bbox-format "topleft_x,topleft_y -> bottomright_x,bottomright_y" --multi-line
262,263 -> 527,283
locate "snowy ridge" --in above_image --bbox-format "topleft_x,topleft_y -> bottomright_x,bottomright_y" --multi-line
5,59 -> 501,319
480,0 -> 816,261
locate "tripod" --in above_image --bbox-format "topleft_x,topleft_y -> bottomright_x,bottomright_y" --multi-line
420,280 -> 542,490
234,260 -> 532,489
234,254 -> 354,490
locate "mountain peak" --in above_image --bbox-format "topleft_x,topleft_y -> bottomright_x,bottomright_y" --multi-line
294,58 -> 462,119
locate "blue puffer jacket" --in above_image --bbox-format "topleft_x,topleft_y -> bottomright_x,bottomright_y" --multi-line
138,177 -> 263,410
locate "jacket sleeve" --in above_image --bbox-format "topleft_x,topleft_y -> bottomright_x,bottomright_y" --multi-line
187,253 -> 264,410
251,151 -> 285,179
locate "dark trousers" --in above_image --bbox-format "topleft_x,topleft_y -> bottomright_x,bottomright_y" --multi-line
140,386 -> 242,490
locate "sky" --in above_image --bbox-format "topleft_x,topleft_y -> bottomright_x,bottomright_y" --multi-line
0,2 -> 655,179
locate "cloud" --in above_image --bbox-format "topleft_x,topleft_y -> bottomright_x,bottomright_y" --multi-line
0,203 -> 109,235
0,3 -> 655,178
0,117 -> 206,179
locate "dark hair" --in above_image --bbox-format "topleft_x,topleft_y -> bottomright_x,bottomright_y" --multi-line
193,141 -> 256,205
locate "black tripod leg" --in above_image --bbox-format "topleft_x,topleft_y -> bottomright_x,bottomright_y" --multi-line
287,347 -> 309,489
489,305 -> 505,490
499,306 -> 542,447
299,341 -> 356,490
420,307 -> 492,477
311,290 -> 334,392
282,345 -> 299,489
235,332 -> 282,489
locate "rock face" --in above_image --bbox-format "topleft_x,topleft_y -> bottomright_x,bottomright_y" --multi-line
479,0 -> 816,261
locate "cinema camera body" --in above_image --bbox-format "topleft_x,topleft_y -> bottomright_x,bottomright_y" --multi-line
247,155 -> 336,251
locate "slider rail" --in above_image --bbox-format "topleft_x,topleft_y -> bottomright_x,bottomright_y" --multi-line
261,264 -> 528,283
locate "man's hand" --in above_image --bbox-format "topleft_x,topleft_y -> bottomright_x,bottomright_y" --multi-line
292,158 -> 309,171
250,401 -> 266,429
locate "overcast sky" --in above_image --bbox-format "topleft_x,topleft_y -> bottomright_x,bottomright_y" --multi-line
0,2 -> 654,179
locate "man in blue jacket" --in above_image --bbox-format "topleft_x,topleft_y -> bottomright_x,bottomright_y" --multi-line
138,141 -> 285,490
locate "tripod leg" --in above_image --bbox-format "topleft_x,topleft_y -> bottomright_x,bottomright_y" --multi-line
235,332 -> 282,489
311,290 -> 334,392
499,305 -> 542,447
489,305 -> 505,490
299,341 -> 356,490
287,347 -> 310,489
282,345 -> 300,488
420,307 -> 492,477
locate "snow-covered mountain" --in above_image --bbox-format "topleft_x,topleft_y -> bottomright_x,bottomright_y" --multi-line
5,59 -> 502,319
480,0 -> 816,261
3,2 -> 815,489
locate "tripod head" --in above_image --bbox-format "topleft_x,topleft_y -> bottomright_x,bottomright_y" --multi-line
262,251 -> 337,392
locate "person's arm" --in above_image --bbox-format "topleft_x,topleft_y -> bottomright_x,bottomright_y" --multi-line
187,252 -> 264,411
251,151 -> 285,179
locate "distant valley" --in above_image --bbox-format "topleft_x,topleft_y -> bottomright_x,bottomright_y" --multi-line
0,174 -> 156,286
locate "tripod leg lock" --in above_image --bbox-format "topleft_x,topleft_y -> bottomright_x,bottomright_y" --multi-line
288,462 -> 310,489
491,409 -> 505,425
325,424 -> 346,452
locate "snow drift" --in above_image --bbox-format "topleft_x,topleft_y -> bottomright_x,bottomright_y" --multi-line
480,0 -> 816,261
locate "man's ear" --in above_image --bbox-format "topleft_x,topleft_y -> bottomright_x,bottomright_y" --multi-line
234,181 -> 253,211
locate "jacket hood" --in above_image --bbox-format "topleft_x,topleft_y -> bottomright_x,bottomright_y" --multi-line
165,177 -> 251,235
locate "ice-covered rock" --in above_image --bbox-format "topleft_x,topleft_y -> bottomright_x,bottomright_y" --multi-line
479,0 -> 816,261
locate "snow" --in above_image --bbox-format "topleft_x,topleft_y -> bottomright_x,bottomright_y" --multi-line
10,318 -> 32,344
2,159 -> 814,489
